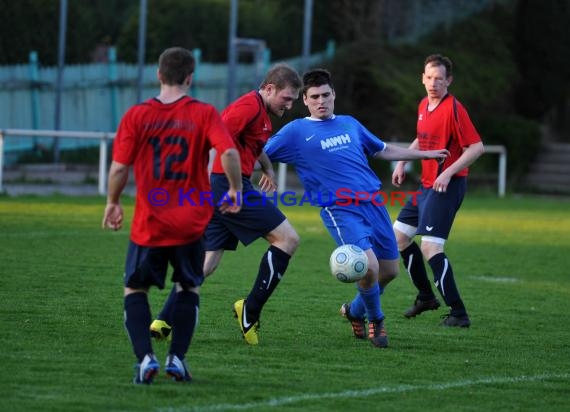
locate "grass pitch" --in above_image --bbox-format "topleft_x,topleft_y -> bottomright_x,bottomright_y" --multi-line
1,194 -> 569,411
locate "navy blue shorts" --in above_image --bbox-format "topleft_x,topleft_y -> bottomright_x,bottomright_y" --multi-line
204,174 -> 286,251
395,176 -> 466,240
123,239 -> 205,290
321,197 -> 399,260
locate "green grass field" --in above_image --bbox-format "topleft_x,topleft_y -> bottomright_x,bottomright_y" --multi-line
1,194 -> 569,411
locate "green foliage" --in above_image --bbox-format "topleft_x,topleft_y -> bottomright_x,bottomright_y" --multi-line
117,0 -> 229,63
0,0 -> 138,65
327,4 -> 542,186
514,0 -> 570,119
1,195 -> 570,411
478,114 -> 541,180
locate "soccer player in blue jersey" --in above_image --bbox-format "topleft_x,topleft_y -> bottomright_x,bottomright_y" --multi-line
264,68 -> 449,347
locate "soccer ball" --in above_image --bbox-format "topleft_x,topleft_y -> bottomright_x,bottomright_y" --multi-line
329,244 -> 368,283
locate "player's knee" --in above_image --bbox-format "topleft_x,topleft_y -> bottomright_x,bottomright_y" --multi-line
420,239 -> 444,259
379,260 -> 399,283
277,228 -> 300,255
203,263 -> 217,278
287,230 -> 300,253
394,229 -> 412,251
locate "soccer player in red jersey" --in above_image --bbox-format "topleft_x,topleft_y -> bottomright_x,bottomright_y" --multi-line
392,54 -> 485,327
151,63 -> 303,345
102,47 -> 242,384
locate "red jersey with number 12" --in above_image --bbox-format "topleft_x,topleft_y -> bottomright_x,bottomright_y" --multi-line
113,96 -> 235,246
211,91 -> 272,177
416,94 -> 482,188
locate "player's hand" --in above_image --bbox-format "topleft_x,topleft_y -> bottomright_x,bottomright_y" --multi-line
259,172 -> 278,192
102,203 -> 124,230
425,149 -> 449,162
391,162 -> 407,187
433,173 -> 451,193
219,188 -> 241,214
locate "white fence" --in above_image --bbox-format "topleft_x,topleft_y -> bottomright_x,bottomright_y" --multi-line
0,129 -> 507,197
0,129 -> 114,195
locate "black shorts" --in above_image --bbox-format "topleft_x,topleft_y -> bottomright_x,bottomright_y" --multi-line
123,239 -> 205,290
204,174 -> 286,251
395,176 -> 466,240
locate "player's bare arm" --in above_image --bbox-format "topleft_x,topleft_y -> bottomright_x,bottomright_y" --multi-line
433,142 -> 485,192
375,144 -> 449,162
257,151 -> 278,192
102,161 -> 129,230
392,138 -> 420,187
219,147 -> 243,214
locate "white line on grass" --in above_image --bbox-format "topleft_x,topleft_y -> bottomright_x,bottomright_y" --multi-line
470,275 -> 520,283
156,373 -> 569,412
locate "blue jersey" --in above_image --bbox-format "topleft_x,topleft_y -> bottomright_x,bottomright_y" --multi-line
264,115 -> 386,204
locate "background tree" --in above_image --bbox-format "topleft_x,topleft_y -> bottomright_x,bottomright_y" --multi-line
514,0 -> 569,139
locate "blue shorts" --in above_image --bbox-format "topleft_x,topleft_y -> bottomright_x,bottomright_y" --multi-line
124,239 -> 205,290
320,198 -> 399,260
395,176 -> 466,239
204,174 -> 286,251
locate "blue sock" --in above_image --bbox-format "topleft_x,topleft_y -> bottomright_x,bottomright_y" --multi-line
124,292 -> 153,361
358,283 -> 383,322
349,291 -> 366,319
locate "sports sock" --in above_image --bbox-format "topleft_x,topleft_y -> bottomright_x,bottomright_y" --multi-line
246,245 -> 291,320
349,291 -> 366,319
428,253 -> 467,317
157,285 -> 177,325
358,283 -> 383,322
124,292 -> 153,361
169,290 -> 200,359
401,241 -> 436,301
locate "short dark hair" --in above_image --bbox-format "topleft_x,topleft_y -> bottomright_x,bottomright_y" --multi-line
302,68 -> 333,95
260,62 -> 302,91
158,47 -> 195,85
424,54 -> 453,78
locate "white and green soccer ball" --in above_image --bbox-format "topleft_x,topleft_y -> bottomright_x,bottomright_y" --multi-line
329,244 -> 368,283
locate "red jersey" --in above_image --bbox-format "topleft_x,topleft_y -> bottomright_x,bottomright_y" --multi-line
416,94 -> 482,187
113,96 -> 235,247
211,91 -> 272,177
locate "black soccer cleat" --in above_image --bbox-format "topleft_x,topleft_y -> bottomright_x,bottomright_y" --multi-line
403,297 -> 441,318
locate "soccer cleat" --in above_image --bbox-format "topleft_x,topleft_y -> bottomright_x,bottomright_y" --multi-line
368,319 -> 388,348
403,297 -> 441,318
133,353 -> 160,384
440,313 -> 471,328
233,299 -> 259,345
150,319 -> 172,342
339,303 -> 367,339
165,354 -> 192,382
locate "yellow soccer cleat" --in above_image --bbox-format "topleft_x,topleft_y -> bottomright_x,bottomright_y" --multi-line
233,299 -> 259,345
150,319 -> 172,342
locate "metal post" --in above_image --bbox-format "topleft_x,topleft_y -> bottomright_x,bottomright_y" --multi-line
301,0 -> 313,72
29,51 -> 41,131
191,48 -> 202,98
53,0 -> 68,163
278,0 -> 314,192
99,137 -> 108,195
0,131 -> 4,194
227,0 -> 238,105
498,148 -> 507,197
136,0 -> 148,103
108,47 -> 119,131
326,40 -> 336,60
